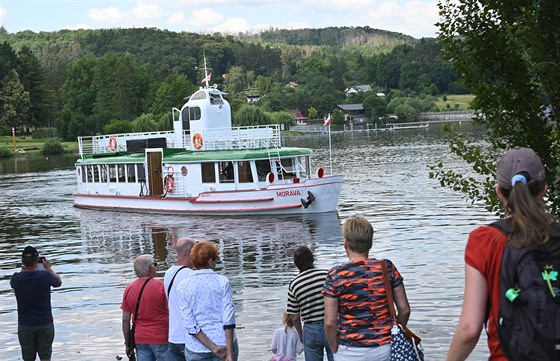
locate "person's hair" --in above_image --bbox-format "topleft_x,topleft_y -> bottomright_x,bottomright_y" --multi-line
343,215 -> 374,254
293,246 -> 314,272
134,254 -> 155,277
190,242 -> 219,269
282,310 -> 294,333
499,176 -> 552,248
176,238 -> 195,256
22,255 -> 37,267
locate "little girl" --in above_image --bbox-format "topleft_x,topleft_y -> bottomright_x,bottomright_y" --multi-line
270,311 -> 304,361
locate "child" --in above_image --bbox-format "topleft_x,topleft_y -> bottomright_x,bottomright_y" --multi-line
270,311 -> 304,361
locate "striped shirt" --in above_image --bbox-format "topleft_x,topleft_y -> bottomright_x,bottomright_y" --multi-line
287,268 -> 329,323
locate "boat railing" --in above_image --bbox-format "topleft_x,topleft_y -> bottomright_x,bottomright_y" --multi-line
191,125 -> 281,151
77,125 -> 281,157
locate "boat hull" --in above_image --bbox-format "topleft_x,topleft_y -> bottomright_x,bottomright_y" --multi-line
73,176 -> 343,215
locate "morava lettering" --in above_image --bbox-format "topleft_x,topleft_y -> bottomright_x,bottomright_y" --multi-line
276,190 -> 302,197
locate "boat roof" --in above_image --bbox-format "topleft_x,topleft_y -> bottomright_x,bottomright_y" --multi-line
76,147 -> 313,164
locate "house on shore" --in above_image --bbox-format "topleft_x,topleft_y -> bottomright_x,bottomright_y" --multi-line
334,104 -> 369,125
345,85 -> 372,95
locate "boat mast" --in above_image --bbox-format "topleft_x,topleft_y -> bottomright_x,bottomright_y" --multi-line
199,53 -> 211,90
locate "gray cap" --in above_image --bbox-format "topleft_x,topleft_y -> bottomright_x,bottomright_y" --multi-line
497,147 -> 545,189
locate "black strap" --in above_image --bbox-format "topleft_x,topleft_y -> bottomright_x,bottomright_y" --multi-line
167,266 -> 188,297
132,278 -> 151,325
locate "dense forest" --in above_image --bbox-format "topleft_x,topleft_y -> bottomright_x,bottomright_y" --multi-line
0,26 -> 466,140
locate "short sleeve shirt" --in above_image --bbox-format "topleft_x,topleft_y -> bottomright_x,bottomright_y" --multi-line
121,277 -> 169,344
465,225 -> 509,361
10,270 -> 61,326
323,258 -> 402,347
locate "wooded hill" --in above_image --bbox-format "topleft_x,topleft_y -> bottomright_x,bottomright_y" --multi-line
0,26 -> 464,140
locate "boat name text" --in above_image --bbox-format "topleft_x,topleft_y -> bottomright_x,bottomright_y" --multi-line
276,190 -> 301,197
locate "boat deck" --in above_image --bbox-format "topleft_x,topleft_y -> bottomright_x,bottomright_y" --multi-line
77,125 -> 282,158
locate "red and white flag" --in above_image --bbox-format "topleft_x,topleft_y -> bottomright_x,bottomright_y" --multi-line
323,113 -> 332,126
201,73 -> 212,84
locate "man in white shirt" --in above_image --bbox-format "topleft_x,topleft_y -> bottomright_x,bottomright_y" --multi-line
164,238 -> 195,361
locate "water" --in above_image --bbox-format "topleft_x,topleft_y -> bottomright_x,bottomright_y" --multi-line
0,124 -> 492,360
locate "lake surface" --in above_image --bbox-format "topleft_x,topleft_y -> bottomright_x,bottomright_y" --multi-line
0,124 -> 492,360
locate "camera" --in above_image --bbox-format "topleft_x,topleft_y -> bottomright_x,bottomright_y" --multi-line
37,256 -> 46,270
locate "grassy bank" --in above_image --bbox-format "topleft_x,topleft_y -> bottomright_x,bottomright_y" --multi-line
0,136 -> 78,156
435,94 -> 475,111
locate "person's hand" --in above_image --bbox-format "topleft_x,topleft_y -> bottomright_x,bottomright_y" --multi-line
125,346 -> 135,359
43,258 -> 53,270
211,345 -> 227,360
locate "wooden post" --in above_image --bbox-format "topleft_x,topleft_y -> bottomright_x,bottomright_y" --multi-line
12,127 -> 16,150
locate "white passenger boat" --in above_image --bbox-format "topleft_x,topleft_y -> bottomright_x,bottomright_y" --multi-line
73,79 -> 343,215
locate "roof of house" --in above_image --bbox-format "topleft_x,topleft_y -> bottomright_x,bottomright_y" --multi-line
336,104 -> 364,112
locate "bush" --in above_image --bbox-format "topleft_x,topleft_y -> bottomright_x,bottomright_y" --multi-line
32,128 -> 57,139
0,147 -> 14,158
42,139 -> 64,155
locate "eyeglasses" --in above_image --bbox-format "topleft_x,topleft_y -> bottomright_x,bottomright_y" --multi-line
151,262 -> 158,268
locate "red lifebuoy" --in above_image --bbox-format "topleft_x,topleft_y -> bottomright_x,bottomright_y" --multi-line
108,136 -> 118,151
164,175 -> 174,193
192,133 -> 203,150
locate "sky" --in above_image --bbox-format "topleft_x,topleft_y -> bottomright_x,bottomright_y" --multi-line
0,0 -> 440,39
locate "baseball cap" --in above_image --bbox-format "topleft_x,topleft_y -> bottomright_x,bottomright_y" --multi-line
22,246 -> 39,258
497,147 -> 545,189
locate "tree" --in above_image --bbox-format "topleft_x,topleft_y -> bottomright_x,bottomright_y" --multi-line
0,70 -> 31,132
233,104 -> 271,126
432,0 -> 560,215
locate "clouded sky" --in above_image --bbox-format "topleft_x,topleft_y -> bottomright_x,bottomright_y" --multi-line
0,0 -> 440,39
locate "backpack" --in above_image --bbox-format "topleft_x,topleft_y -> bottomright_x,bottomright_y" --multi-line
490,219 -> 560,361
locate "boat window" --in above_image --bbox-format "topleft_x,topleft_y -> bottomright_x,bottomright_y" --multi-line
189,107 -> 201,121
100,165 -> 108,183
137,164 -> 146,182
281,158 -> 296,179
209,92 -> 223,105
256,160 -> 271,181
297,156 -> 309,178
87,165 -> 94,183
109,165 -> 117,183
81,166 -> 87,183
191,91 -> 207,100
219,161 -> 234,183
117,164 -> 125,183
127,164 -> 136,183
93,165 -> 100,183
201,162 -> 216,183
238,161 -> 253,183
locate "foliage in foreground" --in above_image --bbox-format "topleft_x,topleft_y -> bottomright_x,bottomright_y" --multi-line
431,0 -> 560,216
0,147 -> 13,158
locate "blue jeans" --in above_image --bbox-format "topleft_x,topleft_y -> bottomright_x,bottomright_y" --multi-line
303,323 -> 334,361
136,344 -> 170,361
168,342 -> 186,361
184,339 -> 239,361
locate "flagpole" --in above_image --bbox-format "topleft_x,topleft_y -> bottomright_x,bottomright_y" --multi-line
328,123 -> 333,175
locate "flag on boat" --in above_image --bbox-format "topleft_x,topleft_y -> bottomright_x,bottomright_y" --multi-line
201,73 -> 212,84
323,113 -> 332,126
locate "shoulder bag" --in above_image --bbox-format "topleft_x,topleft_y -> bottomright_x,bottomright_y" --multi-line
128,278 -> 151,352
381,260 -> 424,361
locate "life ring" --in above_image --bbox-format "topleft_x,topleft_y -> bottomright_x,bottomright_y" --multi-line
164,175 -> 174,193
108,136 -> 118,151
192,133 -> 203,150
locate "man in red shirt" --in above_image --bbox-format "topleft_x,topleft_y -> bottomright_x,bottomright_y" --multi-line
121,254 -> 169,360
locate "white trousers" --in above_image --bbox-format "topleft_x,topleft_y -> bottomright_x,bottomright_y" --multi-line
334,343 -> 390,361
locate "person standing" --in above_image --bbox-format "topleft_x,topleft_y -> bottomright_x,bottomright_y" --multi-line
164,238 -> 195,361
323,215 -> 411,360
177,241 -> 237,361
270,310 -> 304,360
121,254 -> 169,361
10,246 -> 62,361
286,246 -> 334,361
446,147 -> 555,360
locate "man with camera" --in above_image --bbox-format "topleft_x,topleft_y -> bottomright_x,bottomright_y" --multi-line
10,245 -> 62,361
